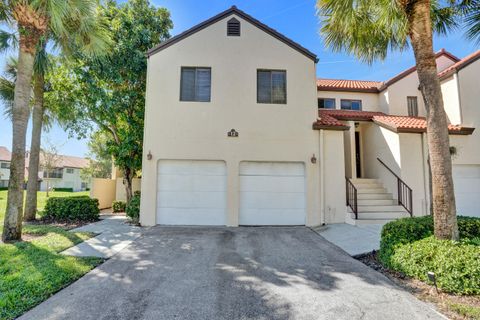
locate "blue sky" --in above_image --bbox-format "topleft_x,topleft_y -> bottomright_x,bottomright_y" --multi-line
0,0 -> 478,157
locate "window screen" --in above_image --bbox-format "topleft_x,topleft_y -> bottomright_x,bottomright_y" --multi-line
407,96 -> 418,117
180,67 -> 211,102
318,98 -> 336,109
340,99 -> 362,110
257,70 -> 286,104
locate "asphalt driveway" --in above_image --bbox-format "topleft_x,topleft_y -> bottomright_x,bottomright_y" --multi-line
21,227 -> 444,320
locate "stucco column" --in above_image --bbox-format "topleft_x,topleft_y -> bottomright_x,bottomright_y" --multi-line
348,121 -> 357,178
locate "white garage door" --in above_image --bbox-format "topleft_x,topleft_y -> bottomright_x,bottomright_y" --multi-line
157,160 -> 227,225
453,165 -> 480,218
239,162 -> 306,225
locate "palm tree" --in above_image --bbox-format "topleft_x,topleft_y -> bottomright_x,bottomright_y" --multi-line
1,0 -> 109,242
317,0 -> 477,240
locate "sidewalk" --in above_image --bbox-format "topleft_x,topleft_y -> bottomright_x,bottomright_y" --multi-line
61,215 -> 143,258
312,223 -> 384,256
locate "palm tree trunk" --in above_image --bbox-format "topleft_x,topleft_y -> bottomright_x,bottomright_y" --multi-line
2,46 -> 36,242
24,73 -> 45,221
407,0 -> 458,240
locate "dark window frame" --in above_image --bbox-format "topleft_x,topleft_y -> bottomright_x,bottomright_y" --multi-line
407,96 -> 418,117
180,67 -> 212,102
318,98 -> 336,109
0,162 -> 10,169
257,69 -> 287,105
340,99 -> 362,111
66,168 -> 74,174
227,17 -> 241,36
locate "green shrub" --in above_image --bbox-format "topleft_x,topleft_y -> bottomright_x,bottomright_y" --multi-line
379,215 -> 480,267
43,196 -> 99,222
112,200 -> 126,213
126,191 -> 140,223
0,186 -> 8,191
390,236 -> 480,294
52,187 -> 74,192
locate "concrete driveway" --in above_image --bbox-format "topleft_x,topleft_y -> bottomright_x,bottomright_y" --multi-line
21,227 -> 444,320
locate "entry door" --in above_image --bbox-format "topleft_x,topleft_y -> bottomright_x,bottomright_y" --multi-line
156,160 -> 227,225
355,132 -> 361,178
239,162 -> 306,225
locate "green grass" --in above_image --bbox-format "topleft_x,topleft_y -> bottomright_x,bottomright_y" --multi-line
0,190 -> 100,320
447,302 -> 480,320
0,190 -> 89,223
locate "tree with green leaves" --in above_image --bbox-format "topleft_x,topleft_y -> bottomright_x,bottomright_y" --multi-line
1,0 -> 110,242
317,0 -> 479,240
81,131 -> 113,181
50,0 -> 172,203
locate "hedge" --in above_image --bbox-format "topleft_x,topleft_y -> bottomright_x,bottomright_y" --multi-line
112,200 -> 126,213
43,196 -> 100,222
52,187 -> 74,192
0,187 -> 8,191
379,215 -> 480,295
126,191 -> 140,223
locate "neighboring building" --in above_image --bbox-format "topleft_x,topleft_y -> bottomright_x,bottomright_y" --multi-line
0,146 -> 11,188
0,147 -> 91,192
140,6 -> 479,227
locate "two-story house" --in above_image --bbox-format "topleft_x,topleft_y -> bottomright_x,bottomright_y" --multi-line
140,6 -> 479,227
0,146 -> 11,188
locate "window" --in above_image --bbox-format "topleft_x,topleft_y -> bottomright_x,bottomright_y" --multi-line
180,67 -> 211,102
66,168 -> 74,174
318,98 -> 336,109
257,70 -> 287,104
227,18 -> 240,36
0,162 -> 10,169
341,99 -> 362,110
407,96 -> 418,117
43,168 -> 63,179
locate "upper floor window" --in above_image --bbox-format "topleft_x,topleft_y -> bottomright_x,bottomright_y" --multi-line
318,98 -> 335,109
227,18 -> 240,36
180,67 -> 211,102
43,168 -> 63,179
341,99 -> 362,111
407,96 -> 418,117
66,168 -> 74,174
257,70 -> 287,104
0,162 -> 10,169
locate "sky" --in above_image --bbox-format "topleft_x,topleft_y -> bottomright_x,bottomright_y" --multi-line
0,0 -> 478,157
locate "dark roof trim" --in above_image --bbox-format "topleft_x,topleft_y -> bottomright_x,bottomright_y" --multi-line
312,123 -> 350,131
378,49 -> 460,92
439,51 -> 480,80
146,6 -> 318,62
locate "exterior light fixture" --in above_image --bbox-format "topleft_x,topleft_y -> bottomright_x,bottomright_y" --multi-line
427,272 -> 439,294
147,151 -> 153,160
311,154 -> 317,164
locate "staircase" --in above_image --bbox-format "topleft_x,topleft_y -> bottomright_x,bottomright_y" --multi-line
346,178 -> 410,225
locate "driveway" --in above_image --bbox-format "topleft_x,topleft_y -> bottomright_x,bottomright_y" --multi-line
21,227 -> 444,320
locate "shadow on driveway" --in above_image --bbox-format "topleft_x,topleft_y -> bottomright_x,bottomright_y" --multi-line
20,227 -> 445,320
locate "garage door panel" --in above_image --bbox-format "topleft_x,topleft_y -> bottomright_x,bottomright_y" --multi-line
239,209 -> 305,225
158,191 -> 226,208
157,208 -> 226,225
453,165 -> 480,218
239,161 -> 306,225
240,192 -> 306,209
158,175 -> 227,192
157,160 -> 226,225
239,176 -> 305,192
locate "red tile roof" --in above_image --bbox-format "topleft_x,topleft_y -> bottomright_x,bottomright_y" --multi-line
317,79 -> 382,93
313,110 -> 475,135
373,115 -> 475,135
438,50 -> 480,79
0,146 -> 11,161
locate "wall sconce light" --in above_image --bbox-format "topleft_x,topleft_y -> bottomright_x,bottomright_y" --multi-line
227,129 -> 239,137
147,151 -> 152,160
311,154 -> 317,164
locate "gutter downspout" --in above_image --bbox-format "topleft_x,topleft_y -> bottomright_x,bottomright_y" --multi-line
319,129 -> 325,224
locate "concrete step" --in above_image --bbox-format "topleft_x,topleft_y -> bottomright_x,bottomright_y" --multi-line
354,211 -> 409,220
358,205 -> 405,212
353,183 -> 384,190
357,188 -> 387,194
350,178 -> 379,184
357,199 -> 397,206
348,218 -> 395,226
357,193 -> 393,200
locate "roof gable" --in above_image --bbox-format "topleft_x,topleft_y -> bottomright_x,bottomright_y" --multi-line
146,6 -> 318,62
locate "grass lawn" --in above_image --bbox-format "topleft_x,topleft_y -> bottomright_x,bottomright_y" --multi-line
0,191 -> 100,320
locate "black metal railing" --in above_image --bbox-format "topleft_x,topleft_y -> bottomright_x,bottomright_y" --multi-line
346,177 -> 358,219
377,158 -> 413,216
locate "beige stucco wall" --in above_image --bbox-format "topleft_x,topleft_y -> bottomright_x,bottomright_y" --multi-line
90,178 -> 116,209
440,75 -> 462,125
436,54 -> 457,72
380,72 -> 426,117
141,13 -> 321,226
116,178 -> 141,202
317,90 -> 380,112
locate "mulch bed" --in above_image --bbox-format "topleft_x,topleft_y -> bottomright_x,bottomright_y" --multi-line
24,219 -> 93,231
356,251 -> 480,320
